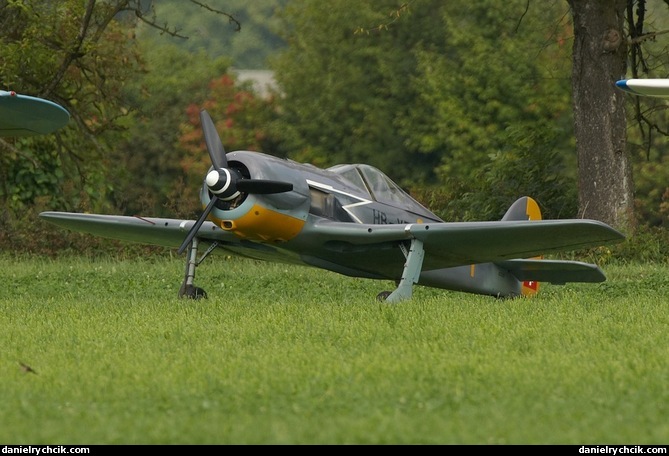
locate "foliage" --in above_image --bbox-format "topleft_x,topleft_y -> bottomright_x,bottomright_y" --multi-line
134,0 -> 289,69
400,1 -> 574,214
610,224 -> 669,262
271,0 -> 442,185
0,0 -> 282,221
177,73 -> 281,195
270,0 -> 575,208
6,0 -> 669,252
0,203 -> 170,259
632,148 -> 669,228
105,43 -> 231,218
454,123 -> 578,221
0,0 -> 146,214
624,84 -> 669,229
2,256 -> 669,444
0,136 -> 64,211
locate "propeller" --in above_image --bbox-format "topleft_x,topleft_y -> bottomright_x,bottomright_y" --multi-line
177,109 -> 293,255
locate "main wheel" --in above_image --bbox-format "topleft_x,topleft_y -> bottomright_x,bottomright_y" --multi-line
376,291 -> 392,302
179,284 -> 208,299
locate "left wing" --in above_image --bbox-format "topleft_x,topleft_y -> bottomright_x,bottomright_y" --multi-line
0,90 -> 70,136
302,218 -> 624,269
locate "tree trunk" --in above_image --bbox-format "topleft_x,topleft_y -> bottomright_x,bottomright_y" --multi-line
568,0 -> 634,234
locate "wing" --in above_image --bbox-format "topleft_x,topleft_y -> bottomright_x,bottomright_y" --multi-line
616,79 -> 669,98
298,218 -> 624,272
39,211 -> 306,265
0,91 -> 70,136
39,212 -> 239,248
40,212 -> 624,279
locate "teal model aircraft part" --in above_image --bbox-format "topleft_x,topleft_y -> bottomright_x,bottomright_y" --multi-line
0,90 -> 69,136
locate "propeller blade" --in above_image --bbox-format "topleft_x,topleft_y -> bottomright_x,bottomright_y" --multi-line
236,180 -> 293,194
177,195 -> 219,255
200,109 -> 227,170
179,110 -> 293,255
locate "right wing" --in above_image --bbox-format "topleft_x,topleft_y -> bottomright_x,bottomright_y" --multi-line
39,212 -> 238,248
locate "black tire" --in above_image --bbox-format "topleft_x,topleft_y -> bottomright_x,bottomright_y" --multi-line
179,284 -> 208,299
376,291 -> 392,302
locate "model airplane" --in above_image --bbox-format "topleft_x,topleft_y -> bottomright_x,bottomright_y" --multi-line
40,110 -> 625,303
0,90 -> 70,136
616,79 -> 669,98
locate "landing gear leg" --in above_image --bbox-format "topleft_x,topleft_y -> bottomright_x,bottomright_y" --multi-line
179,237 -> 207,299
377,238 -> 425,303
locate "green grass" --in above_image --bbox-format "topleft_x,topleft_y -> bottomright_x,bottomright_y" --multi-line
1,254 -> 668,444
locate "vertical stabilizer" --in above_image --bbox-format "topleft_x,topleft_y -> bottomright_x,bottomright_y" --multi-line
501,196 -> 542,221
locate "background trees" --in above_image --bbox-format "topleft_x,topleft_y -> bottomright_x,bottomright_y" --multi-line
4,0 -> 669,256
272,0 -> 576,220
271,1 -> 428,181
0,0 -> 145,215
105,43 -> 231,218
0,0 -> 253,219
137,0 -> 288,69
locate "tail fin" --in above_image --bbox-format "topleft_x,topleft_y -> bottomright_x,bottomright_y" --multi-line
501,196 -> 542,222
502,196 -> 543,296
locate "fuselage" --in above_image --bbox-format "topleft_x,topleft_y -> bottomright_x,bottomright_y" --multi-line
204,150 -> 442,240
199,151 -> 526,298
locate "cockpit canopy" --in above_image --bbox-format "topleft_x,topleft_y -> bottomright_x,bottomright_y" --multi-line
328,163 -> 433,216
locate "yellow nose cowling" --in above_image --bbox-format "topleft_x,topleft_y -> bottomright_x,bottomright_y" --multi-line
213,203 -> 305,242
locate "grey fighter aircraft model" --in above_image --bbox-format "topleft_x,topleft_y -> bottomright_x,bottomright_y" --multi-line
40,110 -> 625,303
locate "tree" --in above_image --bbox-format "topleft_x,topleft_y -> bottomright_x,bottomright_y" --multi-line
399,0 -> 575,220
567,0 -> 634,233
135,0 -> 289,69
271,0 -> 576,220
0,0 -> 243,216
271,0 -> 436,185
0,0 -> 148,215
106,43 -> 231,218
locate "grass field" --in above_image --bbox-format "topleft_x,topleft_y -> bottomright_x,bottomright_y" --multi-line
1,254 -> 668,444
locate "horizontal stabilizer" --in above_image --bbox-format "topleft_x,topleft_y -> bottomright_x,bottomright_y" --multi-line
497,259 -> 607,284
